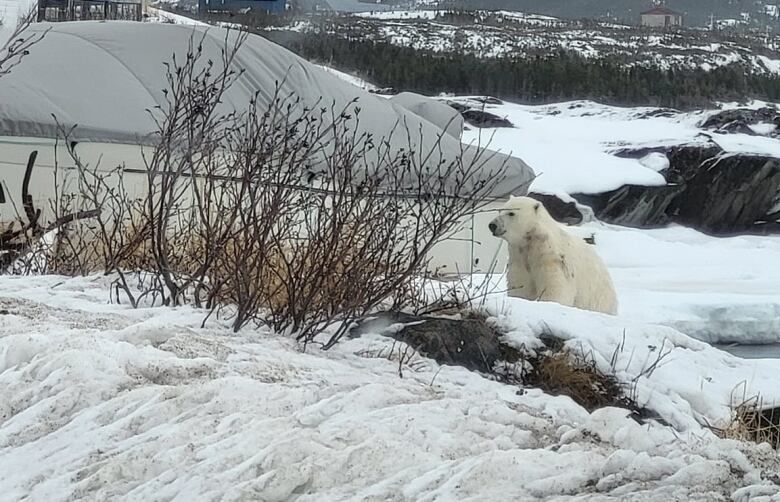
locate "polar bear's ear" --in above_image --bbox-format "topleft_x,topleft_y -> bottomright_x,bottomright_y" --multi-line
534,202 -> 541,212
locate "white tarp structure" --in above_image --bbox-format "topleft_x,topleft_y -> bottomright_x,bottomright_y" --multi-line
0,22 -> 533,272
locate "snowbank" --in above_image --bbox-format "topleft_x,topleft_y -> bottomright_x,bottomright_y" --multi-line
1,275 -> 779,500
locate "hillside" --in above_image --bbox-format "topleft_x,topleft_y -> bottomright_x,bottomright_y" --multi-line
251,9 -> 780,107
264,10 -> 780,72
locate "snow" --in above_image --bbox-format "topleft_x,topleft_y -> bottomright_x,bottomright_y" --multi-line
1,274 -> 779,499
459,99 -> 690,194
639,152 -> 671,171
313,63 -> 376,90
145,6 -> 209,26
353,9 -> 440,20
579,223 -> 780,345
437,96 -> 780,345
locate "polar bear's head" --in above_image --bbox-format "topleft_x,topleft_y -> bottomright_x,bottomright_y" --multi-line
488,196 -> 547,241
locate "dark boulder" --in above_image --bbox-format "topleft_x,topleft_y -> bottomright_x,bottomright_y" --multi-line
349,312 -> 501,373
610,145 -> 670,159
634,108 -> 681,119
529,192 -> 584,225
445,100 -> 470,113
670,154 -> 780,234
575,184 -> 685,228
574,143 -> 780,235
713,120 -> 759,136
473,96 -> 503,105
369,87 -> 398,96
664,144 -> 724,183
461,109 -> 513,128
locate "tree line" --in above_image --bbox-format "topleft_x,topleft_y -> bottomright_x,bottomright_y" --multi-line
264,30 -> 780,109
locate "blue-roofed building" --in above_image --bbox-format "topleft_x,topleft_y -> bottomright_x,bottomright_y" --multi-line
199,0 -> 286,14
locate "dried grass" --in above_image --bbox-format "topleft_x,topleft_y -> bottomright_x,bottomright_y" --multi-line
717,393 -> 780,450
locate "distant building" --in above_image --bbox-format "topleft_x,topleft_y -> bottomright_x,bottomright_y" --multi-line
640,6 -> 683,28
199,0 -> 286,14
37,0 -> 143,22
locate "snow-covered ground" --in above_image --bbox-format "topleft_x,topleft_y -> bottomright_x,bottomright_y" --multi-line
1,275 -> 779,500
428,97 -> 779,346
456,98 -> 780,195
145,6 -> 208,26
2,33 -> 780,499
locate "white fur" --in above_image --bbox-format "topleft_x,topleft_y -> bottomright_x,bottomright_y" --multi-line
489,196 -> 618,315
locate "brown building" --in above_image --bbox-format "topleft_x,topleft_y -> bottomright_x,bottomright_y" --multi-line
640,6 -> 683,28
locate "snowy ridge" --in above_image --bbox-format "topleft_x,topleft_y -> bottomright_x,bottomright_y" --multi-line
1,275 -> 779,499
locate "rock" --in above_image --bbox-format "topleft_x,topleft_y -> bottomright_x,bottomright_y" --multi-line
461,109 -> 513,128
444,100 -> 470,113
634,108 -> 681,119
714,120 -> 759,136
473,96 -> 503,105
664,144 -> 724,183
529,192 -> 584,225
700,107 -> 780,135
671,154 -> 780,234
575,144 -> 780,234
369,87 -> 398,95
349,312 -> 502,373
575,184 -> 685,228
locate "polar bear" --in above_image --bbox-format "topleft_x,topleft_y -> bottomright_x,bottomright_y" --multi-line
488,196 -> 618,315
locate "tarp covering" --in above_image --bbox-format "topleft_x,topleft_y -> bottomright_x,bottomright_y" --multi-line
389,92 -> 464,140
0,22 -> 533,196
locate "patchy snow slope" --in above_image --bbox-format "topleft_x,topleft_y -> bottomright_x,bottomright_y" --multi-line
457,98 -> 780,194
1,275 -> 779,500
273,10 -> 780,74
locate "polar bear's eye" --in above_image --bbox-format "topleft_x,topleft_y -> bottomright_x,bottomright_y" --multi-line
507,212 -> 515,217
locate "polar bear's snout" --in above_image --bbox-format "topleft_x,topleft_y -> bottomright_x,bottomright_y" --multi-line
488,217 -> 505,237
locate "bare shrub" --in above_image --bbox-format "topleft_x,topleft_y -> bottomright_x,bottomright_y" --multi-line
0,8 -> 46,79
23,28 -> 516,348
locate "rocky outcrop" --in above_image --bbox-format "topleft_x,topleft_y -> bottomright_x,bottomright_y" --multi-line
671,154 -> 780,234
576,184 -> 685,228
700,107 -> 780,136
573,143 -> 780,235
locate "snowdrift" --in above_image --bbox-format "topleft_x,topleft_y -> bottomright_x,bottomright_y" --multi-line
0,275 -> 778,500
